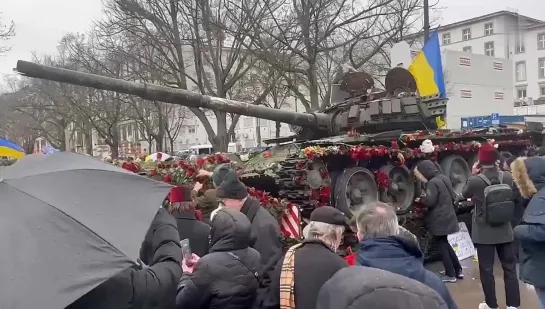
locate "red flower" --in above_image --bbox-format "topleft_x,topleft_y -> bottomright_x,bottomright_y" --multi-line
150,169 -> 157,176
206,155 -> 216,164
344,253 -> 356,266
390,140 -> 399,149
319,186 -> 331,203
195,158 -> 205,167
156,152 -> 163,160
163,174 -> 173,183
263,151 -> 273,158
178,160 -> 187,169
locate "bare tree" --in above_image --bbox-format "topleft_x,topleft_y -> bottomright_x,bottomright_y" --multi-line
164,105 -> 188,152
0,12 -> 15,54
96,0 -> 273,152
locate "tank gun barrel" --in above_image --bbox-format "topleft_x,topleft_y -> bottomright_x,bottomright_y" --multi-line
16,61 -> 330,130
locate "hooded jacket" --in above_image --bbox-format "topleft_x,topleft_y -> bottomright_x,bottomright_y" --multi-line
67,208 -> 182,309
462,166 -> 515,244
356,236 -> 457,309
175,208 -> 261,309
512,157 -> 545,288
316,266 -> 448,309
414,160 -> 459,236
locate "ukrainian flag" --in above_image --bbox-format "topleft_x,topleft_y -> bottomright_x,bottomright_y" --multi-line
409,31 -> 446,98
0,137 -> 25,159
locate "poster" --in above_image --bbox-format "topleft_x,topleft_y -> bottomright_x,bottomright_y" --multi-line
448,222 -> 476,261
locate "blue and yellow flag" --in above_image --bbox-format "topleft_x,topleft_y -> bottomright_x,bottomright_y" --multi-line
0,137 -> 25,159
409,31 -> 446,98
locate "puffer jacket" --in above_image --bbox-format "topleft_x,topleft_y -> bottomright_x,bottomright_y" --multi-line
356,236 -> 457,309
175,208 -> 261,309
414,160 -> 459,236
512,157 -> 545,288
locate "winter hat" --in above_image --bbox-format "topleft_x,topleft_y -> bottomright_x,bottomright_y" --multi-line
216,170 -> 248,199
419,139 -> 435,154
169,186 -> 191,203
316,267 -> 446,309
212,163 -> 232,187
478,143 -> 497,165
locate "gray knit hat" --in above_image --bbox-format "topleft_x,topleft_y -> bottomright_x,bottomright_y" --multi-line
212,163 -> 232,187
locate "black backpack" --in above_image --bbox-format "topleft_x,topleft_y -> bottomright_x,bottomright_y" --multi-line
478,172 -> 515,226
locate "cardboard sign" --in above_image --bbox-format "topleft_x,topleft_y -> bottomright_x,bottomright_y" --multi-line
448,222 -> 476,261
493,61 -> 503,71
459,57 -> 471,67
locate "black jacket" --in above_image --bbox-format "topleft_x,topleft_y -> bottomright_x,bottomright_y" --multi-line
240,197 -> 283,305
263,240 -> 348,309
66,208 -> 182,309
415,160 -> 459,236
175,208 -> 261,309
513,157 -> 545,288
316,267 -> 448,309
462,167 -> 514,244
172,211 -> 210,257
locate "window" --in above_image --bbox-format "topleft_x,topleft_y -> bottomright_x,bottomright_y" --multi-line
539,33 -> 545,50
188,126 -> 196,134
243,117 -> 254,128
541,86 -> 545,97
516,61 -> 526,82
540,58 -> 545,79
442,33 -> 451,45
517,89 -> 527,99
516,35 -> 525,53
462,28 -> 471,41
484,42 -> 494,57
484,23 -> 494,36
462,46 -> 472,53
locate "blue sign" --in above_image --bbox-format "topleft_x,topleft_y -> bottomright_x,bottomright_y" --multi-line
491,113 -> 500,125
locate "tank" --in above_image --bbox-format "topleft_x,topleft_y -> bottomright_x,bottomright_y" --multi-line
16,60 -> 544,258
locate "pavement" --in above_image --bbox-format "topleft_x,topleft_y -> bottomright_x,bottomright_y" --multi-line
427,257 -> 539,308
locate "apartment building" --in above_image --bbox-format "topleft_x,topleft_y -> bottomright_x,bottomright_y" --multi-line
406,10 -> 545,105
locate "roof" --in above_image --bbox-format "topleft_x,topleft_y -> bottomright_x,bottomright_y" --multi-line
404,10 -> 545,40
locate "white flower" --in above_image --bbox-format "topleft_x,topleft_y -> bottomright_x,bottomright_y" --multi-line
419,139 -> 435,154
240,153 -> 249,162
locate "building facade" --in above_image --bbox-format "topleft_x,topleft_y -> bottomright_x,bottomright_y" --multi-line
407,11 -> 545,105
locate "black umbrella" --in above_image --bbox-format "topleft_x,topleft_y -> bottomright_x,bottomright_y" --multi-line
0,152 -> 171,308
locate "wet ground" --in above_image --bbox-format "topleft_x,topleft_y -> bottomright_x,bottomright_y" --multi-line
427,257 -> 539,308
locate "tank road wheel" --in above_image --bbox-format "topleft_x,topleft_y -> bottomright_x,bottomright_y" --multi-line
440,155 -> 470,194
334,167 -> 378,215
379,165 -> 416,215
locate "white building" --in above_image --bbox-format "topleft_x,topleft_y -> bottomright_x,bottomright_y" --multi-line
406,10 -> 545,105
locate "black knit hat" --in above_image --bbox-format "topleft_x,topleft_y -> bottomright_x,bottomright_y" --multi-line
216,170 -> 248,199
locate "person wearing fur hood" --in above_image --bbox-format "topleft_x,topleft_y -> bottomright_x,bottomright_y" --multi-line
511,156 -> 545,309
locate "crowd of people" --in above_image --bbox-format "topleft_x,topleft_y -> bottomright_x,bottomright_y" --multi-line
64,142 -> 545,309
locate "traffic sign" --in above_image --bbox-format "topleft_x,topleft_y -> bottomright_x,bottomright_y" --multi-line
491,113 -> 500,125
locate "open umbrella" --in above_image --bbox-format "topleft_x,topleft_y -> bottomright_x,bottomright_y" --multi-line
0,152 -> 171,309
145,152 -> 171,162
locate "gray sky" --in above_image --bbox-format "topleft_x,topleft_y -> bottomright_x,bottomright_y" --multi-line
0,0 -> 544,89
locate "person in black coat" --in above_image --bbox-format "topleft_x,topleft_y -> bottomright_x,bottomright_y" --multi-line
66,208 -> 182,309
215,170 -> 283,307
511,156 -> 545,309
263,206 -> 349,309
414,160 -> 462,282
317,267 -> 449,309
175,208 -> 261,309
168,186 -> 210,257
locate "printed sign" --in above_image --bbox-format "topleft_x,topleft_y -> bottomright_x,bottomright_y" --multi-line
448,222 -> 476,261
493,61 -> 503,71
460,89 -> 472,98
494,92 -> 504,100
459,57 -> 471,67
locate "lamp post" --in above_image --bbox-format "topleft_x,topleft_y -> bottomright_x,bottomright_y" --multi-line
423,0 -> 430,43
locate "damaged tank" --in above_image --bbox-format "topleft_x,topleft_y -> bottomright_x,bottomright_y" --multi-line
15,60 -> 544,258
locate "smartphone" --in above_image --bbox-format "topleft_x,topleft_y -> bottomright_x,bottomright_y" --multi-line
180,238 -> 192,262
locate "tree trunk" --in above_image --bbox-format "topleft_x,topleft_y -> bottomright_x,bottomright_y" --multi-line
276,121 -> 281,138
110,140 -> 119,158
84,129 -> 93,155
255,118 -> 261,147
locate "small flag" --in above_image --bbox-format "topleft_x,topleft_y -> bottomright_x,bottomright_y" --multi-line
0,137 -> 25,159
280,204 -> 301,239
409,31 -> 446,98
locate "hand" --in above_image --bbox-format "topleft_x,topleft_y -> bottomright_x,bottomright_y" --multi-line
182,253 -> 200,273
193,182 -> 203,191
472,161 -> 481,174
197,170 -> 212,178
414,197 -> 421,203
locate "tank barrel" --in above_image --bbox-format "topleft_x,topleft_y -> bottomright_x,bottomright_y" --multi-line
16,60 -> 330,129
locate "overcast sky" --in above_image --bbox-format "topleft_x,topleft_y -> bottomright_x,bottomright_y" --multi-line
1,0 -> 544,89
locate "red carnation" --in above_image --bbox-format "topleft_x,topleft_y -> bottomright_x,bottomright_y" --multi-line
196,158 -> 205,167
206,155 -> 216,164
263,151 -> 272,158
163,174 -> 173,183
150,169 -> 157,176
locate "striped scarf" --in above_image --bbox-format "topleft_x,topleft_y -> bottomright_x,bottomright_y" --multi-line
279,243 -> 303,309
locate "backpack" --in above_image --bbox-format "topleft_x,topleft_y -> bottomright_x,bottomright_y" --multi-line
478,171 -> 515,226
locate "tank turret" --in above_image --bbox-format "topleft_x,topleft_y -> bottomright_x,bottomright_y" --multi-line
16,60 -> 447,140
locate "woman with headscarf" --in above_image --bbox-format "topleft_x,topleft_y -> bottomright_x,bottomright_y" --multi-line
414,160 -> 462,283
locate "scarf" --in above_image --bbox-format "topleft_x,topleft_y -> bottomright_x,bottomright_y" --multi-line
279,243 -> 303,309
